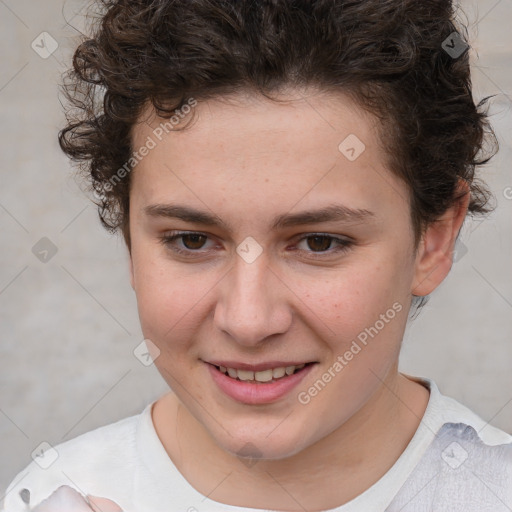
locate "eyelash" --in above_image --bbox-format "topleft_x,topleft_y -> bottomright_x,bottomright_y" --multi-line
159,231 -> 354,259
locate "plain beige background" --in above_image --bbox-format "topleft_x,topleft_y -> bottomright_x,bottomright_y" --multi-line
0,0 -> 511,498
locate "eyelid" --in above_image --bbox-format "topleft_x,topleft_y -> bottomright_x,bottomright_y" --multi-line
292,233 -> 354,256
293,232 -> 353,243
160,230 -> 217,255
160,230 -> 354,258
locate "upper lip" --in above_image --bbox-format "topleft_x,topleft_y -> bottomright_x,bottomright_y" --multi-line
205,360 -> 316,372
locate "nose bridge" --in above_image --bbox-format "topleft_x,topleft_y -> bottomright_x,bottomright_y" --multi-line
215,254 -> 289,345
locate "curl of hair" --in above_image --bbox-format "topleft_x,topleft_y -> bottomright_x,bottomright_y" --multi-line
59,0 -> 498,315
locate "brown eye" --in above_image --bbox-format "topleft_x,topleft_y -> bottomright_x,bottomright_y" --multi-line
181,233 -> 207,249
294,234 -> 353,258
306,235 -> 333,252
160,231 -> 216,256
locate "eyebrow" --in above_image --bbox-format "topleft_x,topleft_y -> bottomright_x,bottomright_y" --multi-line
143,203 -> 376,231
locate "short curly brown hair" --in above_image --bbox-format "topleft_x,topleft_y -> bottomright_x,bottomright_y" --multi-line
59,0 -> 497,255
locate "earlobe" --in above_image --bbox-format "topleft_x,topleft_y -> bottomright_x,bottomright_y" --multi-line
412,179 -> 470,297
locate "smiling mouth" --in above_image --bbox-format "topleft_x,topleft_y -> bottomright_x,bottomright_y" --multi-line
212,362 -> 315,383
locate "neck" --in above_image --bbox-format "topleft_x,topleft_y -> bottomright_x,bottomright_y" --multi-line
153,370 -> 429,511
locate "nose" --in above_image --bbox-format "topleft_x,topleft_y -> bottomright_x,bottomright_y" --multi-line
214,254 -> 292,347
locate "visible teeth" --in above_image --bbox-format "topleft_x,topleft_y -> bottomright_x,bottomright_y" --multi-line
272,367 -> 286,378
254,369 -> 273,382
237,369 -> 254,381
217,363 -> 308,382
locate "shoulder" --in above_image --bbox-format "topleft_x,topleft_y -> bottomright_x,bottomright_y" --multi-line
419,377 -> 512,468
2,408 -> 147,512
389,378 -> 512,511
407,376 -> 512,445
428,379 -> 512,445
398,422 -> 512,510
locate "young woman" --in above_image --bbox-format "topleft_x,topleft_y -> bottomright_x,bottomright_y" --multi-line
4,1 -> 511,510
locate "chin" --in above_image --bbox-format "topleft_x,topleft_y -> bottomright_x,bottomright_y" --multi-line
210,421 -> 312,462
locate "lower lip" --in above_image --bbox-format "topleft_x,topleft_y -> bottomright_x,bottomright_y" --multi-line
207,363 -> 315,405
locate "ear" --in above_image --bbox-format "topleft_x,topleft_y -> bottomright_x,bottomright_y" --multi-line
123,224 -> 135,290
128,253 -> 135,290
412,179 -> 470,297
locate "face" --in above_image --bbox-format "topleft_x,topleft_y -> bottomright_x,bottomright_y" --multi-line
128,88 -> 422,460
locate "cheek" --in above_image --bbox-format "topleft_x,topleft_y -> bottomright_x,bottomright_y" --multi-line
292,265 -> 408,426
131,247 -> 213,349
293,260 -> 405,338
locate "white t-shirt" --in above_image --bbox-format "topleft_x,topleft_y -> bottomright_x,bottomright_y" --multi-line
3,378 -> 512,511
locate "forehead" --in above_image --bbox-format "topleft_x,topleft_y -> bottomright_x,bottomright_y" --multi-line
129,90 -> 410,224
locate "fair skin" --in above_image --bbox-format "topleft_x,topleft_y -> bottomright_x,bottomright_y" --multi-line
124,88 -> 469,511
